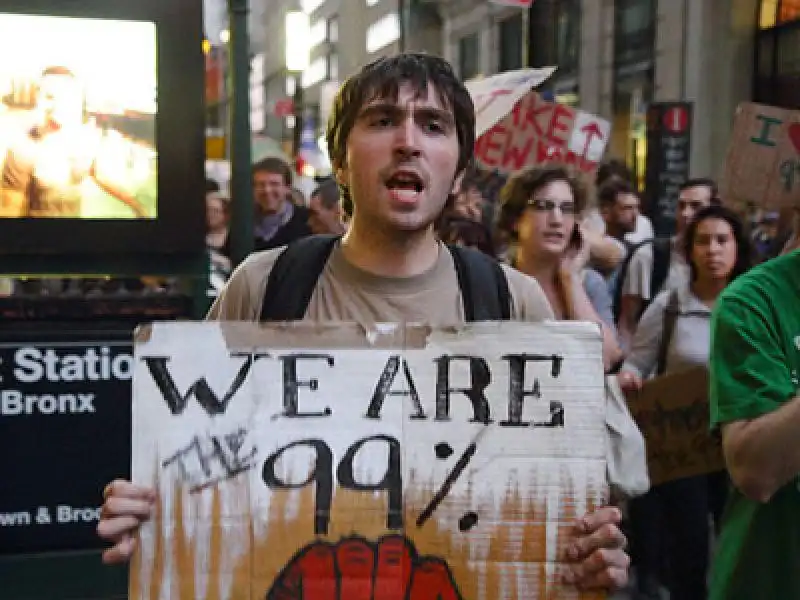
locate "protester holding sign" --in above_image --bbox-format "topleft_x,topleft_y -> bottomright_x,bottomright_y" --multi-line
98,53 -> 630,592
497,164 -> 622,371
619,205 -> 750,600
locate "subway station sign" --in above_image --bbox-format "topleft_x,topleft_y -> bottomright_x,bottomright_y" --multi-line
0,333 -> 133,554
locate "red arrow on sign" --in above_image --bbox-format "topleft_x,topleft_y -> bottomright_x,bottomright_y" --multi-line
580,122 -> 604,158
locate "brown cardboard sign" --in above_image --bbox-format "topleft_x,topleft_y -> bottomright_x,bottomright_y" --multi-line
627,367 -> 724,486
130,321 -> 608,599
721,102 -> 800,211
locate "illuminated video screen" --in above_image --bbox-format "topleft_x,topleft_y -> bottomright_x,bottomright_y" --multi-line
0,14 -> 157,219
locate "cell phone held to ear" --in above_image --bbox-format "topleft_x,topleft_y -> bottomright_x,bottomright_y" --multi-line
562,224 -> 590,275
569,223 -> 582,251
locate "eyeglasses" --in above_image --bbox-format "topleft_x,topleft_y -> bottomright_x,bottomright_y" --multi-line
527,198 -> 578,215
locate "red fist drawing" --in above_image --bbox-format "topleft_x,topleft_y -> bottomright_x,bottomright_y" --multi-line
266,535 -> 464,600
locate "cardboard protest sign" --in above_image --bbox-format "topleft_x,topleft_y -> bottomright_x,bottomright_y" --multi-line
721,102 -> 800,210
474,90 -> 611,175
465,68 -> 556,138
627,367 -> 724,486
130,321 -> 608,599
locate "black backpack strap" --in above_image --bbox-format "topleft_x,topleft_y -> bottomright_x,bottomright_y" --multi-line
655,288 -> 680,376
258,234 -> 340,322
612,238 -> 653,324
649,237 -> 673,300
447,245 -> 511,321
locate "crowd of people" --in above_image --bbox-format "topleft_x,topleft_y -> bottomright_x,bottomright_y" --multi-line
100,53 -> 799,599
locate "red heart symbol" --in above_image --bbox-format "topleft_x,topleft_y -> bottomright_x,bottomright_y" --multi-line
789,123 -> 800,154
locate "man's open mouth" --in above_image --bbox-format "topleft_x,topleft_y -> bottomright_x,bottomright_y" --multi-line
386,171 -> 425,195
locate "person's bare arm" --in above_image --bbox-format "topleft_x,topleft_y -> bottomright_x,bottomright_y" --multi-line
722,396 -> 800,503
0,146 -> 31,217
617,294 -> 643,353
583,229 -> 623,274
711,292 -> 799,504
90,165 -> 148,217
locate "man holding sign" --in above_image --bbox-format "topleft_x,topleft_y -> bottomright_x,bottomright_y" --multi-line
98,53 -> 628,593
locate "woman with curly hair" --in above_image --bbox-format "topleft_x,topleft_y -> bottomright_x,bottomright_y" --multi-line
498,164 -> 622,372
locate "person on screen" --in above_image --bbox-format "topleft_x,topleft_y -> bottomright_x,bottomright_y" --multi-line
0,66 -> 148,218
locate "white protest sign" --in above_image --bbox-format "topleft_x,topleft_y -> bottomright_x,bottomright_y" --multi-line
130,321 -> 608,599
475,90 -> 611,175
465,68 -> 556,138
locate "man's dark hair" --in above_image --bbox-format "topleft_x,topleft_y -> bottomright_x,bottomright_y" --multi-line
497,164 -> 588,237
597,178 -> 636,210
311,178 -> 341,210
206,178 -> 221,193
680,177 -> 720,205
326,53 -> 475,210
252,157 -> 293,187
596,159 -> 633,187
41,66 -> 76,78
683,204 -> 751,282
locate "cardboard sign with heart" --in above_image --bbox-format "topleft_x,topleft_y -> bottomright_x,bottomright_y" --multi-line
721,102 -> 800,211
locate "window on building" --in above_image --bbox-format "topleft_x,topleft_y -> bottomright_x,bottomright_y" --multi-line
780,0 -> 800,24
610,0 -> 656,192
300,0 -> 325,15
529,1 -> 555,67
614,0 -> 656,66
458,33 -> 480,80
555,0 -> 580,74
755,0 -> 800,108
286,75 -> 296,96
527,0 -> 580,103
757,0 -> 800,28
366,12 -> 400,53
498,14 -> 523,71
328,53 -> 339,80
302,56 -> 328,88
366,0 -> 380,6
328,17 -> 339,43
528,0 -> 581,71
309,18 -> 327,48
760,0 -> 779,27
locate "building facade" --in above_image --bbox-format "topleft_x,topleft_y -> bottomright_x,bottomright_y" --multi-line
249,0 -> 441,162
210,0 -> 800,181
438,0 -> 783,190
203,0 -> 271,160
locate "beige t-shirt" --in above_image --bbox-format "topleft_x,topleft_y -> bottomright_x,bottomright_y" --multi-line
208,242 -> 555,325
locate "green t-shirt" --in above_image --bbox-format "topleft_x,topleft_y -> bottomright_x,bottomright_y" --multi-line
708,250 -> 800,600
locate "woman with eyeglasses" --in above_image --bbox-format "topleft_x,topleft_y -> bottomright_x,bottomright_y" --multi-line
618,204 -> 752,600
498,164 -> 623,372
